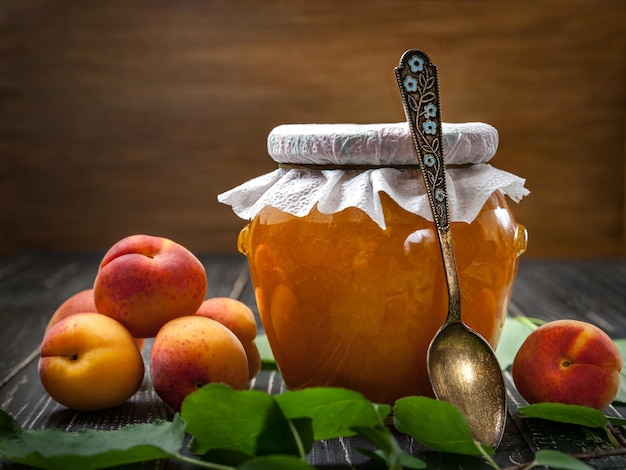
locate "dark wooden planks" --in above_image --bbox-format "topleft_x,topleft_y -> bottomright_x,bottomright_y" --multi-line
512,260 -> 626,336
0,252 -> 101,389
200,253 -> 250,300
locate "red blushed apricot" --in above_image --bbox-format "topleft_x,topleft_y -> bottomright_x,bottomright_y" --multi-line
45,289 -> 98,334
512,319 -> 622,409
195,297 -> 259,379
194,297 -> 257,343
45,288 -> 145,350
94,234 -> 207,338
150,316 -> 248,411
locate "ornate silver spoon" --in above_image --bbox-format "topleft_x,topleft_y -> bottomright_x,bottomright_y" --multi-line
395,49 -> 507,448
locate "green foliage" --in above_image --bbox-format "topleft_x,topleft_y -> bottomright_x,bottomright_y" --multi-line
236,455 -> 313,470
519,402 -> 611,428
274,386 -> 390,440
519,402 -> 626,449
0,410 -> 185,470
1,383 -> 620,470
255,334 -> 278,371
611,339 -> 626,404
394,396 -> 493,456
181,384 -> 310,458
531,449 -> 593,470
495,316 -> 544,370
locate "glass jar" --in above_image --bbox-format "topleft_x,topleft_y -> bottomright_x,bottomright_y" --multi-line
220,122 -> 529,405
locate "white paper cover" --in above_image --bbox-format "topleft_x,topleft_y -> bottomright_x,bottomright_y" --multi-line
218,122 -> 529,229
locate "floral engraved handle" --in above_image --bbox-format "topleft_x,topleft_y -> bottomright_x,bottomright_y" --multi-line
395,49 -> 449,231
396,49 -> 461,319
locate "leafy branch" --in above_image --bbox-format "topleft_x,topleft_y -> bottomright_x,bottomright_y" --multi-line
0,385 -> 487,470
3,386 -> 626,470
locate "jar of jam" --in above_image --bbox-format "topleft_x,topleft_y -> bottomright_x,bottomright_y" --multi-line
219,122 -> 529,405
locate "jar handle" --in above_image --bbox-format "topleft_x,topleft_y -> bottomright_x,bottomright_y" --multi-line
515,223 -> 528,258
237,224 -> 251,256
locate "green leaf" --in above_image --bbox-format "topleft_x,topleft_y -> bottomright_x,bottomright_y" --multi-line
275,387 -> 389,441
0,409 -> 21,435
393,396 -> 492,456
256,334 -> 278,370
353,447 -> 387,466
237,454 -> 314,469
397,452 -> 427,469
607,416 -> 626,427
351,425 -> 393,455
352,425 -> 426,470
0,409 -> 185,470
518,403 -> 626,448
283,417 -> 314,456
495,316 -> 543,370
533,449 -> 593,470
518,403 -> 608,428
356,447 -> 427,470
611,339 -> 626,404
181,383 -> 309,458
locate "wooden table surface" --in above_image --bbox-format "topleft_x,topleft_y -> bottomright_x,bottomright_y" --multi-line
1,252 -> 626,469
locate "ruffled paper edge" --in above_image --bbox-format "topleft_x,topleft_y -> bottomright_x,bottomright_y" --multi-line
218,165 -> 529,229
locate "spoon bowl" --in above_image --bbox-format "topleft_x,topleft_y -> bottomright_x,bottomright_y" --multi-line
428,321 -> 508,447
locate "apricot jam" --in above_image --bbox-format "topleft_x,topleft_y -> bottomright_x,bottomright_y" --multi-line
238,188 -> 527,405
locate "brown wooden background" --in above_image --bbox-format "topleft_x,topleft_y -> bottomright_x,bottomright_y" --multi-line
1,0 -> 625,258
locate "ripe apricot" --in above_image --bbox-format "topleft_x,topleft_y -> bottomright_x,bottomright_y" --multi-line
150,315 -> 249,410
194,297 -> 257,343
94,234 -> 207,338
39,313 -> 145,411
45,289 -> 97,334
195,297 -> 260,380
46,288 -> 145,350
512,319 -> 622,409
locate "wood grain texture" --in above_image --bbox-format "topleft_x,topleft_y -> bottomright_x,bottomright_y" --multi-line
0,0 -> 624,257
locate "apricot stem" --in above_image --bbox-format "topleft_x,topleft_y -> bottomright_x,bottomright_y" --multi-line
503,446 -> 626,470
475,441 -> 500,469
174,453 -> 234,469
287,418 -> 307,460
608,422 -> 626,447
603,422 -> 622,448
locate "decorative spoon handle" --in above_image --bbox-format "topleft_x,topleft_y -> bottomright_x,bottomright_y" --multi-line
395,49 -> 461,322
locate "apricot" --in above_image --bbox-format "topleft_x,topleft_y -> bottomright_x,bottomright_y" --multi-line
45,288 -> 145,350
194,297 -> 261,380
195,297 -> 257,343
150,315 -> 249,411
512,319 -> 622,409
45,289 -> 97,334
39,313 -> 145,411
243,340 -> 262,381
94,234 -> 207,338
